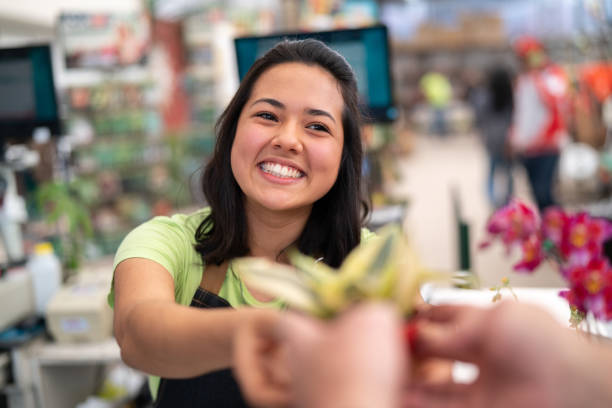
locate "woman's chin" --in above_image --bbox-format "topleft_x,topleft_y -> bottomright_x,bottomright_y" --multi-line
263,202 -> 310,213
248,197 -> 313,214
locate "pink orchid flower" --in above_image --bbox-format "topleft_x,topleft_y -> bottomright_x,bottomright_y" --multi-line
481,199 -> 612,321
541,207 -> 568,247
560,213 -> 612,267
480,200 -> 540,252
561,258 -> 612,320
513,234 -> 545,273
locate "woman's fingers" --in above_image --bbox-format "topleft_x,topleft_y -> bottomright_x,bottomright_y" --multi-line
233,311 -> 291,408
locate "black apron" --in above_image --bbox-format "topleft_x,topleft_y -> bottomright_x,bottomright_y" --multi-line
155,287 -> 250,407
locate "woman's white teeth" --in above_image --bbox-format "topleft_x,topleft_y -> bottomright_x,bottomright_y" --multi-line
260,162 -> 302,178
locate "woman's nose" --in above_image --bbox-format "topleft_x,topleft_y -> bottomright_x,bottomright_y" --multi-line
273,123 -> 303,153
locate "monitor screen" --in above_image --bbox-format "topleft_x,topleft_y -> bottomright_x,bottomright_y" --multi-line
234,25 -> 397,123
0,45 -> 60,142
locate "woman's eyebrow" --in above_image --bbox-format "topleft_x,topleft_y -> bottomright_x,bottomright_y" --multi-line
306,108 -> 336,124
250,98 -> 284,108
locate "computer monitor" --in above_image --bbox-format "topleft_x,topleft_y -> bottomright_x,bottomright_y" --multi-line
0,44 -> 61,145
234,25 -> 397,123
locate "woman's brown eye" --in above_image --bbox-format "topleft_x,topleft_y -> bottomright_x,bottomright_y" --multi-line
308,123 -> 329,133
257,112 -> 277,121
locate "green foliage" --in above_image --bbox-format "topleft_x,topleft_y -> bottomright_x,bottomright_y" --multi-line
35,179 -> 96,271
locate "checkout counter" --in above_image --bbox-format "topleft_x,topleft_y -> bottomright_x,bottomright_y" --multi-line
0,258 -> 138,408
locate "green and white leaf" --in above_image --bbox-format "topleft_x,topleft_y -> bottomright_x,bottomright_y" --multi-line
232,257 -> 321,314
287,249 -> 336,287
234,224 -> 449,318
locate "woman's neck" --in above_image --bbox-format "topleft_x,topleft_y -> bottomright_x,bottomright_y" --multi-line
245,201 -> 311,262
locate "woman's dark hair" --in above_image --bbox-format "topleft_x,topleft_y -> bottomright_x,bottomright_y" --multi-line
194,39 -> 368,268
488,66 -> 514,113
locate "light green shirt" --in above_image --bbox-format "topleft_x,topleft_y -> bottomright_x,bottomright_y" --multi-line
108,207 -> 374,398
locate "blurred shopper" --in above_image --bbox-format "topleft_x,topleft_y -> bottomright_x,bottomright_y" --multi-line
472,66 -> 515,208
420,71 -> 453,136
511,36 -> 569,211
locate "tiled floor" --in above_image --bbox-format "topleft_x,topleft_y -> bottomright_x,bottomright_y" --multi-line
388,132 -> 566,289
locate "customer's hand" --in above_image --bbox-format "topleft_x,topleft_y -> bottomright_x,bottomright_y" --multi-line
406,302 -> 609,408
285,302 -> 408,408
233,303 -> 408,408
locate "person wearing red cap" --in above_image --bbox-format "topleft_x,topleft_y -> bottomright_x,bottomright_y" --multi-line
510,36 -> 569,210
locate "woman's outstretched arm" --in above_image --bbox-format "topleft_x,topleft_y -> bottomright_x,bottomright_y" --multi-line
113,257 -> 266,378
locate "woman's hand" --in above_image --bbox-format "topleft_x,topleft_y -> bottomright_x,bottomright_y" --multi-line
233,303 -> 409,408
232,309 -> 291,408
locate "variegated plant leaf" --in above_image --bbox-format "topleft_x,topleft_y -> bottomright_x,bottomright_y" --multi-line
234,224 -> 449,318
232,257 -> 323,314
349,224 -> 405,299
286,249 -> 347,314
287,248 -> 337,287
394,240 -> 454,315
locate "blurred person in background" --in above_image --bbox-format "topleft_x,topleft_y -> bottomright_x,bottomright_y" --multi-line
420,70 -> 453,137
510,36 -> 569,211
471,66 -> 515,209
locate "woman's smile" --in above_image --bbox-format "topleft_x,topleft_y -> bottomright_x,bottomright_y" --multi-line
258,160 -> 305,181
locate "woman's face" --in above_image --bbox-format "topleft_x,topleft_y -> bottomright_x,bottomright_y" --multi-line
231,62 -> 344,214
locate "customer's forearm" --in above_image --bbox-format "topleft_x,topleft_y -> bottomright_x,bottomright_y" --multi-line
117,301 -> 255,378
585,340 -> 612,408
558,334 -> 612,408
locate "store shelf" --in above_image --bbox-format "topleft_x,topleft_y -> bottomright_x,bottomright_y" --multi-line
58,66 -> 152,89
184,30 -> 213,46
391,40 -> 509,54
187,65 -> 215,80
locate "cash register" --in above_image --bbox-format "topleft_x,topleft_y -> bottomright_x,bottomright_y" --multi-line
45,264 -> 114,343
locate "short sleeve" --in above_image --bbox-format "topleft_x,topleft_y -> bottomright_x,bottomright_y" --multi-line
107,215 -> 193,308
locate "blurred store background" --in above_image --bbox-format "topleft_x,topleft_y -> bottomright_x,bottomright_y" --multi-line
0,0 -> 611,407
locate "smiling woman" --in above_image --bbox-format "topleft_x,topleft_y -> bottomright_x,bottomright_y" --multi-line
108,39 -> 371,407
